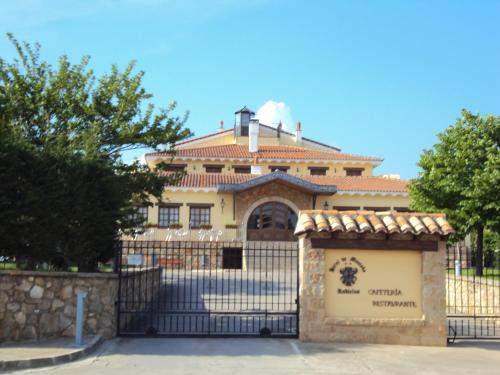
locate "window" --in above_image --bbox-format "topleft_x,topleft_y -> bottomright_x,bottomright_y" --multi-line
247,202 -> 298,241
233,165 -> 251,174
189,205 -> 212,228
241,125 -> 249,136
394,207 -> 410,212
309,167 -> 328,176
268,166 -> 289,173
159,205 -> 180,227
333,206 -> 359,211
344,168 -> 364,176
130,206 -> 148,225
363,206 -> 390,212
204,164 -> 224,173
165,164 -> 187,172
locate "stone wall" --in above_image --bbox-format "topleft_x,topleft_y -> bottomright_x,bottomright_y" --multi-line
235,181 -> 312,224
299,237 -> 447,346
0,270 -> 118,342
0,268 -> 161,342
446,276 -> 500,315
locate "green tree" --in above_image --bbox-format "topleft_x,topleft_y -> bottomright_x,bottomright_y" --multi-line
0,34 -> 191,271
410,110 -> 500,276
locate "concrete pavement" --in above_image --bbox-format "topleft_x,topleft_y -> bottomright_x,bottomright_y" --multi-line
13,338 -> 500,375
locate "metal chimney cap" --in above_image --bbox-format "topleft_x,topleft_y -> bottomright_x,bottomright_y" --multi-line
235,106 -> 255,115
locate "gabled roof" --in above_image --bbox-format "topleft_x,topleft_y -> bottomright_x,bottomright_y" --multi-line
164,173 -> 408,194
217,171 -> 337,194
148,144 -> 381,163
172,123 -> 341,151
235,106 -> 255,114
294,210 -> 454,237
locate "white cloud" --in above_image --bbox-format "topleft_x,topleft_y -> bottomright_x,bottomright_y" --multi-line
256,100 -> 294,130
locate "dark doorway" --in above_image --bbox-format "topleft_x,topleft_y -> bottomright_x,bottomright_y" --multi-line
222,247 -> 242,269
247,202 -> 298,241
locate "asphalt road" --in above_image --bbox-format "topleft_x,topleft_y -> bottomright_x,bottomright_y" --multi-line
16,338 -> 500,375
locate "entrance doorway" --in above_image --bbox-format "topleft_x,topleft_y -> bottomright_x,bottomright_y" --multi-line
222,247 -> 242,269
246,202 -> 298,241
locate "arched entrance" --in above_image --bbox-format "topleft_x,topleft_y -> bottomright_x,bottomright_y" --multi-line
246,201 -> 298,241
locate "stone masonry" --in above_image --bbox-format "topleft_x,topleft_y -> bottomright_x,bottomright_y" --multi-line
234,181 -> 313,225
298,236 -> 448,346
0,268 -> 160,342
0,270 -> 118,342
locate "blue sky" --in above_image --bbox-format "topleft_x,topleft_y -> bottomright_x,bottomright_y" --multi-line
1,0 -> 499,179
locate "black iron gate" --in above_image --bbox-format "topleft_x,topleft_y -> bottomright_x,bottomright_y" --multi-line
447,243 -> 500,341
116,240 -> 299,337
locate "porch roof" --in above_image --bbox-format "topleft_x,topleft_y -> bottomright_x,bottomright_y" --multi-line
216,171 -> 337,195
294,210 -> 454,237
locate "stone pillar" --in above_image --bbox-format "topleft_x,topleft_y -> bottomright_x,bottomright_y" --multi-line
298,235 -> 447,346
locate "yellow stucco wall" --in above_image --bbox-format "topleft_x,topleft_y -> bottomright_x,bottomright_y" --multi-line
141,190 -> 409,233
139,125 -> 407,236
324,249 -> 423,319
148,158 -> 374,177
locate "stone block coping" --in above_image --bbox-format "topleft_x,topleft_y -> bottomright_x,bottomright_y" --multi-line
0,270 -> 117,279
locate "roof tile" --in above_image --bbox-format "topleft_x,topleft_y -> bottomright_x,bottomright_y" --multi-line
148,144 -> 381,162
165,173 -> 408,193
294,210 -> 454,237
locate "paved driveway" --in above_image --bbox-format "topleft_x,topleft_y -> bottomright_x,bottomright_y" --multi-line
17,338 -> 500,375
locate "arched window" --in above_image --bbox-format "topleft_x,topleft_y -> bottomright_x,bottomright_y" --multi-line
247,202 -> 298,241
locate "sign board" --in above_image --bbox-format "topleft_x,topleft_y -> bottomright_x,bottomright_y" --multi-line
325,249 -> 422,319
127,254 -> 143,266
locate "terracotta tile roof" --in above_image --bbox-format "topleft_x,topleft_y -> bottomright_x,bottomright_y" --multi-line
306,176 -> 408,193
294,210 -> 454,236
175,128 -> 233,146
166,173 -> 408,193
171,173 -> 251,187
149,144 -> 381,162
174,125 -> 341,151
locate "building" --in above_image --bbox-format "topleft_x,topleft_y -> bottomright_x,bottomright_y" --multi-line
134,106 -> 409,242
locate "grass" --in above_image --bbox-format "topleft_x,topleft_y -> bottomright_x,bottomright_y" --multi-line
447,267 -> 500,281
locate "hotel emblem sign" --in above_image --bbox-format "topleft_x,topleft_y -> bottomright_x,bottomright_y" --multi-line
329,257 -> 367,287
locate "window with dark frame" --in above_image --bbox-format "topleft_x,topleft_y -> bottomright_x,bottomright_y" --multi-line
394,207 -> 411,212
268,166 -> 289,173
204,164 -> 224,173
233,165 -> 251,174
165,164 -> 187,172
189,206 -> 211,228
309,167 -> 328,176
363,206 -> 390,212
333,206 -> 360,211
158,206 -> 180,227
130,206 -> 148,226
344,168 -> 364,176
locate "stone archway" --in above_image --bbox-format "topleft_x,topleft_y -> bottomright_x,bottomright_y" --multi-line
240,196 -> 300,242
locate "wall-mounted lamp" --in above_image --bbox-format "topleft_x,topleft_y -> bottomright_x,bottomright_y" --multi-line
220,198 -> 226,213
323,201 -> 330,210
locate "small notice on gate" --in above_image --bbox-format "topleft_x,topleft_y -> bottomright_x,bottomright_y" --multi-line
127,254 -> 143,266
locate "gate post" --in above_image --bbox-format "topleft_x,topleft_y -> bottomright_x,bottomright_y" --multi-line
296,210 -> 453,346
115,241 -> 123,336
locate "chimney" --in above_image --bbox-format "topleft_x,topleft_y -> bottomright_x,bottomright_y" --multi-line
251,155 -> 261,175
295,121 -> 302,143
277,122 -> 282,138
219,120 -> 224,131
249,118 -> 259,153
